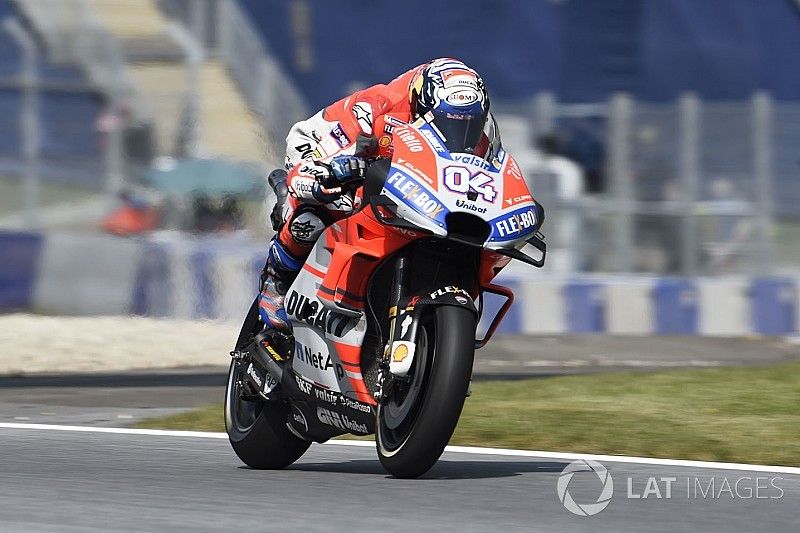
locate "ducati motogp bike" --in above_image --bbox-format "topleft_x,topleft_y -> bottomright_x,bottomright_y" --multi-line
225,117 -> 545,478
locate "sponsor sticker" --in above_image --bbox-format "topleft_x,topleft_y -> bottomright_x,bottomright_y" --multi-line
385,170 -> 446,221
455,198 -> 487,214
317,407 -> 368,434
450,152 -> 492,171
492,206 -> 537,240
294,372 -> 313,394
392,343 -> 409,362
430,286 -> 470,299
351,102 -> 374,135
330,123 -> 351,148
290,406 -> 309,433
395,127 -> 424,153
285,291 -> 357,339
389,340 -> 416,377
419,126 -> 447,153
294,142 -> 314,160
443,87 -> 480,106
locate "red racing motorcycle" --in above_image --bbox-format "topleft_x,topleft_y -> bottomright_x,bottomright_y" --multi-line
225,117 -> 545,478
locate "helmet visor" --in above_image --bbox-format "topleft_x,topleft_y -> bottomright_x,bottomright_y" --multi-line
429,110 -> 485,154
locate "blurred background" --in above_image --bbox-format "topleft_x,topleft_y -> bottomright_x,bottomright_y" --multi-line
2,5 -> 799,517
1,0 -> 799,338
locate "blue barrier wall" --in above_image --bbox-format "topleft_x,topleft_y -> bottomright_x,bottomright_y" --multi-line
240,0 -> 800,110
0,231 -> 43,310
653,279 -> 698,335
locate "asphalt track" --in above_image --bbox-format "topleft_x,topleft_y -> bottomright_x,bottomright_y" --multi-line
1,337 -> 798,531
1,424 -> 798,532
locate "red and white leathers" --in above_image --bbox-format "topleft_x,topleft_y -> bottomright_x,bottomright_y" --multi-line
258,61 -> 499,330
277,65 -> 421,256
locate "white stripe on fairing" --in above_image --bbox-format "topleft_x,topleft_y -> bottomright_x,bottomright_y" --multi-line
697,278 -> 750,336
519,279 -> 565,334
606,280 -> 653,335
2,423 -> 798,474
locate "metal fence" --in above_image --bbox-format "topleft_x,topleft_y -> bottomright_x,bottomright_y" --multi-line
161,0 -> 309,151
514,92 -> 797,276
2,0 -> 797,274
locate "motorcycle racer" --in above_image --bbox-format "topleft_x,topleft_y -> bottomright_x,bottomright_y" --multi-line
258,58 -> 501,331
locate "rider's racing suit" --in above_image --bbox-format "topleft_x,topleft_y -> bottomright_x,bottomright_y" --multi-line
259,63 -> 497,330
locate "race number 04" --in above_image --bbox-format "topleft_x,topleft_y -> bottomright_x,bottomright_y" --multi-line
443,166 -> 497,202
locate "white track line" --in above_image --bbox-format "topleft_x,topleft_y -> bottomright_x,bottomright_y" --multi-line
0,423 -> 227,439
2,422 -> 798,475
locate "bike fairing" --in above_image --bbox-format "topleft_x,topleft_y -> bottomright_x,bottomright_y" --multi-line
382,118 -> 539,243
277,119 -> 539,409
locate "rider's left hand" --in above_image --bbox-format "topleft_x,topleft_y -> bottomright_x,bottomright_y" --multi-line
329,155 -> 367,184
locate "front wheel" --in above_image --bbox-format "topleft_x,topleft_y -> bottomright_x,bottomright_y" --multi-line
376,305 -> 475,478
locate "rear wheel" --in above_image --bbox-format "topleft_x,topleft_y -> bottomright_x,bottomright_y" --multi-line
224,298 -> 310,469
376,305 -> 475,478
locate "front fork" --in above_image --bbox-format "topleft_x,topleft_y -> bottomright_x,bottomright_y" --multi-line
375,255 -> 411,402
375,254 -> 515,402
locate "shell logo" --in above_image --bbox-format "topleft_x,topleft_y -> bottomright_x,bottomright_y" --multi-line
392,344 -> 409,362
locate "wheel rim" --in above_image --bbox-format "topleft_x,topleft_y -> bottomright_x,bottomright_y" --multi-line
377,316 -> 433,453
225,360 -> 264,439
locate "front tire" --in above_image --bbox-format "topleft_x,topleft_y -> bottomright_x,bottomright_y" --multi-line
376,305 -> 475,478
224,298 -> 310,469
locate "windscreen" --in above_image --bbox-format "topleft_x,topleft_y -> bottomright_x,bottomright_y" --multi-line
429,110 -> 484,154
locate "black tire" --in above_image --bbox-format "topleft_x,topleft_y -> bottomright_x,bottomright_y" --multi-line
224,298 -> 310,469
376,305 -> 475,478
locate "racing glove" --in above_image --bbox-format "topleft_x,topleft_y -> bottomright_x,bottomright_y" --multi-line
329,155 -> 367,184
311,155 -> 367,203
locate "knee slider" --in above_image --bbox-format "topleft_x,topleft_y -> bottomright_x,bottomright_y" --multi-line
288,211 -> 325,245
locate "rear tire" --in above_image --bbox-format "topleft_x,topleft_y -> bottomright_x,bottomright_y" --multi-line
376,305 -> 475,478
225,298 -> 310,469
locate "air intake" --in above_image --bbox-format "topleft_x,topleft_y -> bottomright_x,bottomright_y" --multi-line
445,212 -> 491,246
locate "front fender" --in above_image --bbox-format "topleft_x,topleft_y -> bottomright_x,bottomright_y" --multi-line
403,285 -> 478,320
386,285 -> 475,374
387,284 -> 477,376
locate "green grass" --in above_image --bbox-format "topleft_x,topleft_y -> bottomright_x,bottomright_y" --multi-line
136,361 -> 800,466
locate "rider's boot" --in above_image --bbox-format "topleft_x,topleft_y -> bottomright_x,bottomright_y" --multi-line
258,237 -> 302,332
